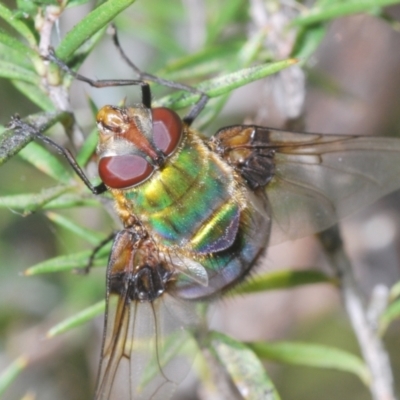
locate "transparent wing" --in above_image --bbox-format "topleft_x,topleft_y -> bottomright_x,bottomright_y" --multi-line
94,230 -> 205,400
267,131 -> 400,244
212,126 -> 400,245
95,294 -> 201,400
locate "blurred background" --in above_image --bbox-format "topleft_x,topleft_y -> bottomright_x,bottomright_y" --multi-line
1,0 -> 400,399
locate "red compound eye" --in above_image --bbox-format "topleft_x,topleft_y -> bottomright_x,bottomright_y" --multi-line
99,155 -> 154,189
152,107 -> 183,155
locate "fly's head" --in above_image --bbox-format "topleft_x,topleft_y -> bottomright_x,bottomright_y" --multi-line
96,105 -> 184,189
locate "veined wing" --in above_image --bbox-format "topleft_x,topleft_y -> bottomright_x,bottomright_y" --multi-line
95,229 -> 204,400
211,126 -> 400,245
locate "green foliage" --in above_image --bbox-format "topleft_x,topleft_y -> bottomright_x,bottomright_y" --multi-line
1,0 -> 400,399
229,269 -> 336,295
0,356 -> 29,397
249,341 -> 370,385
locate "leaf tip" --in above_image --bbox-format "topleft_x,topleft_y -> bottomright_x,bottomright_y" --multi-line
17,355 -> 30,368
22,268 -> 33,276
45,328 -> 56,339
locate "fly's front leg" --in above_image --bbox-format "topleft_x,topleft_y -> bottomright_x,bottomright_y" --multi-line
8,115 -> 107,195
47,29 -> 209,124
46,49 -> 153,109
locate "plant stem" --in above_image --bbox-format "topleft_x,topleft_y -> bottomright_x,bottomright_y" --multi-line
38,5 -> 84,147
319,226 -> 397,400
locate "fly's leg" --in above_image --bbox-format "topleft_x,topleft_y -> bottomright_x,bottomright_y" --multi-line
109,25 -> 209,125
75,231 -> 117,275
46,27 -> 209,125
8,115 -> 107,195
46,48 -> 153,109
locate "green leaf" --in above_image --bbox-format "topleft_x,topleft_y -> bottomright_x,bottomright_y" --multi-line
45,211 -> 104,244
46,300 -> 105,338
43,193 -> 100,209
249,341 -> 370,385
16,0 -> 39,16
86,95 -> 100,119
230,270 -> 335,296
0,185 -> 72,213
74,97 -> 99,166
0,60 -> 39,84
17,0 -> 60,11
209,331 -> 281,400
160,41 -> 243,76
0,42 -> 36,79
0,356 -> 29,396
237,29 -> 267,66
292,0 -> 400,27
0,43 -> 35,73
291,24 -> 327,61
155,59 -> 298,109
55,0 -> 137,61
76,127 -> 98,166
161,58 -> 229,83
24,245 -> 110,275
0,29 -> 38,60
0,4 -> 37,45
